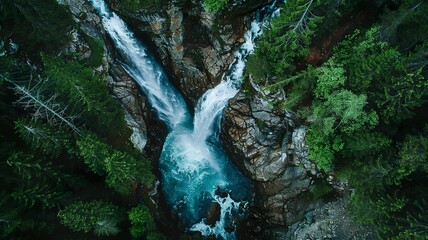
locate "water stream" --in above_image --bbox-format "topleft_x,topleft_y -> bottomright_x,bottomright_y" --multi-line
88,0 -> 280,238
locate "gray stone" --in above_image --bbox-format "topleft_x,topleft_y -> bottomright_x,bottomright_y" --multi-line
221,89 -> 317,229
285,200 -> 376,240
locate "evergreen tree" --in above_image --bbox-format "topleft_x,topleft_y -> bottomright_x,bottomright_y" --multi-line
58,200 -> 121,236
14,119 -> 69,157
42,55 -> 126,137
76,132 -> 110,176
128,205 -> 165,240
0,0 -> 74,53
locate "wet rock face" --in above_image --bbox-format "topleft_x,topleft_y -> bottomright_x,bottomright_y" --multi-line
58,0 -> 168,155
107,0 -> 271,106
108,64 -> 148,150
221,91 -> 294,181
221,89 -> 371,239
221,90 -> 316,231
58,0 -> 107,68
109,64 -> 167,158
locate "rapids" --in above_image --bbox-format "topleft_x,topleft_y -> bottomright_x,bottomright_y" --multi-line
88,0 -> 280,238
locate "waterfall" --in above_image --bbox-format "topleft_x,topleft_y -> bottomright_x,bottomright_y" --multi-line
88,0 -> 280,239
89,0 -> 190,130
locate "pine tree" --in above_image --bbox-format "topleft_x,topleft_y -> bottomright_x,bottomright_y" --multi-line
14,119 -> 69,157
58,200 -> 121,236
1,73 -> 81,133
128,205 -> 165,240
76,132 -> 111,176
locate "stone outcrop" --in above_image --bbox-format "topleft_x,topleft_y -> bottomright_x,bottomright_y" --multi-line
285,199 -> 375,240
221,91 -> 294,181
107,0 -> 272,106
221,85 -> 371,238
109,63 -> 167,157
221,88 -> 322,237
58,0 -> 106,68
57,0 -> 165,152
108,65 -> 148,151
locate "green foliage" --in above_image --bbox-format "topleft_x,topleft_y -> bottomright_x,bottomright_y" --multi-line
341,132 -> 391,161
0,0 -> 74,53
105,151 -> 155,195
332,27 -> 428,123
248,0 -> 323,78
77,132 -> 110,175
313,58 -> 346,99
397,127 -> 428,180
128,205 -> 165,240
391,199 -> 428,240
346,127 -> 428,238
42,55 -> 126,137
408,40 -> 428,72
305,126 -> 337,172
104,151 -> 139,195
58,200 -> 121,236
379,1 -> 428,51
203,0 -> 229,13
6,152 -> 71,209
77,132 -> 155,195
246,1 -> 428,237
11,181 -> 70,210
119,0 -> 163,13
351,189 -> 407,228
334,27 -> 402,93
310,0 -> 361,40
0,191 -> 48,238
310,180 -> 333,199
245,53 -> 272,81
82,34 -> 104,67
377,67 -> 427,122
0,2 -> 163,238
15,119 -> 69,157
307,89 -> 378,171
7,152 -> 58,181
315,91 -> 377,133
0,150 -> 71,237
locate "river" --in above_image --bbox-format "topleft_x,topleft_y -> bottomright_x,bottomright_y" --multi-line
88,0 -> 279,238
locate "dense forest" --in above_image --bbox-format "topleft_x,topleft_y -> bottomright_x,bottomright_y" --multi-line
0,0 -> 164,239
246,0 -> 428,239
0,0 -> 427,239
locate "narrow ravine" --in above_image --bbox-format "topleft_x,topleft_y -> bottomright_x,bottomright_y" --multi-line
88,0 -> 280,238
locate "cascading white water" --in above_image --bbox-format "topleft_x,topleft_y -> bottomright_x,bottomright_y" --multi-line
188,5 -> 281,239
193,21 -> 262,143
89,0 -> 189,129
88,0 -> 281,239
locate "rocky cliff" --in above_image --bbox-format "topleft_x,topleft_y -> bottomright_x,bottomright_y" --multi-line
56,0 -> 369,238
107,0 -> 262,107
221,78 -> 373,239
220,86 -> 314,237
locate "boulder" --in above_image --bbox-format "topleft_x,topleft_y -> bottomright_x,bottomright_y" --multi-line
285,200 -> 376,240
221,89 -> 318,234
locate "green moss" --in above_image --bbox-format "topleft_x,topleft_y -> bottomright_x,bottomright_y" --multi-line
255,119 -> 266,130
310,180 -> 333,200
203,0 -> 229,13
119,0 -> 163,13
83,34 -> 104,67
